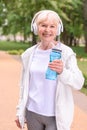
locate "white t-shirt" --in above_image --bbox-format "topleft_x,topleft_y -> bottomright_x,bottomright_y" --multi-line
26,47 -> 57,116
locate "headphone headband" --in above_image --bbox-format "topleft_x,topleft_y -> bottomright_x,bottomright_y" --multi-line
31,11 -> 43,32
31,10 -> 63,35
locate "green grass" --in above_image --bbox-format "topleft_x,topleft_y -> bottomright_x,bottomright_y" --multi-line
77,60 -> 87,88
0,41 -> 31,55
71,46 -> 87,58
81,87 -> 87,96
0,41 -> 30,51
77,60 -> 87,77
71,46 -> 87,95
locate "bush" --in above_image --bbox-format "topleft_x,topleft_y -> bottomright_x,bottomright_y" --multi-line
83,75 -> 87,88
8,49 -> 24,55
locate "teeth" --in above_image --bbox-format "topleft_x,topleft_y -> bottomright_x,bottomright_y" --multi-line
43,34 -> 51,36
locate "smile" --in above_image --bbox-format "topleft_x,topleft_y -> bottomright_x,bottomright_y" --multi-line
43,34 -> 52,37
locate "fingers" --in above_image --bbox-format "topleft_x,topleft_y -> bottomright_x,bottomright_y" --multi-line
52,59 -> 62,64
15,118 -> 22,129
48,60 -> 63,74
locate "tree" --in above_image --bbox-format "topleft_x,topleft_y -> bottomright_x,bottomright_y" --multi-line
83,0 -> 87,52
60,0 -> 84,46
0,0 -> 85,48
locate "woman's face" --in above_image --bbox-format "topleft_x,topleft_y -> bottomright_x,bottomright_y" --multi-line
37,19 -> 58,43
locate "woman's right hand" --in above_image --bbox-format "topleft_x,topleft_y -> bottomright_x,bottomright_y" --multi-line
15,117 -> 22,129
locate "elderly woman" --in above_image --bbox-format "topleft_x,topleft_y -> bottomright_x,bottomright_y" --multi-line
15,10 -> 84,130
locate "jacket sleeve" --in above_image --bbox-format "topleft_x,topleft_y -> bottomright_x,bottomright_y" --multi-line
16,46 -> 36,117
16,56 -> 25,116
59,52 -> 84,90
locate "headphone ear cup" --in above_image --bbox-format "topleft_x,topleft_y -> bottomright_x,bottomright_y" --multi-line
57,24 -> 61,36
32,23 -> 38,35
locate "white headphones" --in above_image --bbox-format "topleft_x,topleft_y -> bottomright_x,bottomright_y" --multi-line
31,10 -> 63,36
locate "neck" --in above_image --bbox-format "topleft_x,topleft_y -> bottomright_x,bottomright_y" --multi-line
38,41 -> 57,50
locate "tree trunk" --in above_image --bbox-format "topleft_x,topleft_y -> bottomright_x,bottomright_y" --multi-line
61,29 -> 69,45
69,33 -> 74,46
83,0 -> 87,52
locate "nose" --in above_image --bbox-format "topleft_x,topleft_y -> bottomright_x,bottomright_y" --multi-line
45,26 -> 50,32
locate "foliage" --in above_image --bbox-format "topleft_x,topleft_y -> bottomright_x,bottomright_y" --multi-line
83,75 -> 87,88
83,0 -> 87,52
8,49 -> 24,55
65,0 -> 83,35
0,0 -> 84,44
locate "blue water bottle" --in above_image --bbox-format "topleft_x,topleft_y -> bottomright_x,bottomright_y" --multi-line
46,48 -> 62,80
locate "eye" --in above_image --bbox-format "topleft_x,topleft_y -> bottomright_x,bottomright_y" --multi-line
50,25 -> 56,28
41,24 -> 46,27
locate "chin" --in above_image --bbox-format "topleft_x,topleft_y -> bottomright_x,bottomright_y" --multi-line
43,38 -> 53,43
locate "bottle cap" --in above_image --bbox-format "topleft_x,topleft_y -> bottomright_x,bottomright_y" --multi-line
52,48 -> 62,52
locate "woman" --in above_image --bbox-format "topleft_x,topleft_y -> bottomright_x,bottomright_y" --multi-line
15,10 -> 84,130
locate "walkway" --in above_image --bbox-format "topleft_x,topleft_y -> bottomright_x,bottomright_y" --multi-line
0,51 -> 87,130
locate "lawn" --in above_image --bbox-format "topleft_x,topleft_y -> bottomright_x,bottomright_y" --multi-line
0,41 -> 29,51
77,59 -> 87,95
71,46 -> 87,58
72,46 -> 87,95
0,41 -> 30,55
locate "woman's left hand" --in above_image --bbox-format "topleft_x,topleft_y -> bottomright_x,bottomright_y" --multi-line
48,59 -> 63,74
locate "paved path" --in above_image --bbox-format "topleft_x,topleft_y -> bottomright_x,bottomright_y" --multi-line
0,51 -> 87,130
0,51 -> 21,130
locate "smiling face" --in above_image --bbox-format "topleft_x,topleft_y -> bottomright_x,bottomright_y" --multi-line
37,18 -> 58,43
35,12 -> 60,44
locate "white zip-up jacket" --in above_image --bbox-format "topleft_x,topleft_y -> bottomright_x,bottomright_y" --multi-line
16,43 -> 84,130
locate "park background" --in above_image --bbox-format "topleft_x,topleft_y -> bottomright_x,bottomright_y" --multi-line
0,0 -> 87,130
0,0 -> 87,93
